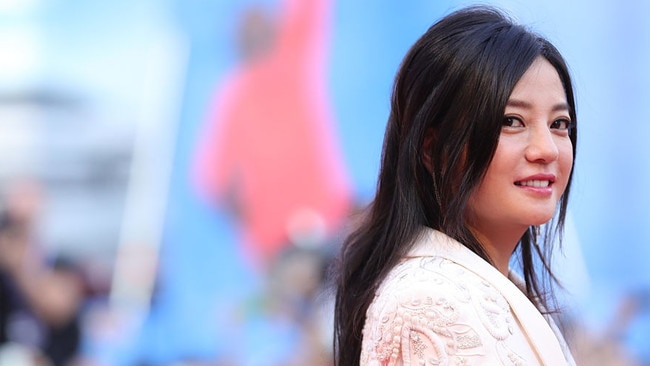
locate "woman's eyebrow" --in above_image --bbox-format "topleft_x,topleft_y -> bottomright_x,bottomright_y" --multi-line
506,98 -> 569,112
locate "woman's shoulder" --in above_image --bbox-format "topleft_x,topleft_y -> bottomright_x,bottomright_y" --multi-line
377,254 -> 507,302
368,256 -> 512,326
360,256 -> 527,365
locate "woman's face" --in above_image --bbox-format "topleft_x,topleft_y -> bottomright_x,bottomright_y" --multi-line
466,56 -> 574,240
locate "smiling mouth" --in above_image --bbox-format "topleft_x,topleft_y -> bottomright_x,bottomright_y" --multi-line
514,180 -> 551,188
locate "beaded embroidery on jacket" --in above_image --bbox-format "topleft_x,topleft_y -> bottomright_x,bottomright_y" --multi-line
359,230 -> 572,366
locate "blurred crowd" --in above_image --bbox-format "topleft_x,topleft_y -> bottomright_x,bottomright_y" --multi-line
0,179 -> 84,366
0,176 -> 345,366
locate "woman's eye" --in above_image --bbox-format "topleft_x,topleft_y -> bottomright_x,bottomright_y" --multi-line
502,117 -> 524,127
550,118 -> 572,130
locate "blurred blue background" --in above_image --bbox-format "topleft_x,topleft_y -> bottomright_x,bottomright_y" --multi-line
0,0 -> 648,365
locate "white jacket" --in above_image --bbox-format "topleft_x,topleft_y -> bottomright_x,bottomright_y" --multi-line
360,228 -> 576,365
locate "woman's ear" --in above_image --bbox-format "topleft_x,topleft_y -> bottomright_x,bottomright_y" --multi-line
422,128 -> 436,173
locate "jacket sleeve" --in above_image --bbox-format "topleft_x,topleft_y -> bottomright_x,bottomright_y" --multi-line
361,315 -> 459,365
360,272 -> 489,365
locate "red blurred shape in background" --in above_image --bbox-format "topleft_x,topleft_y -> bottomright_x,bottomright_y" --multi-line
192,0 -> 351,267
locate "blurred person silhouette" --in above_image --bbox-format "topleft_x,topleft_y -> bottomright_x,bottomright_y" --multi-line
0,179 -> 84,366
261,244 -> 334,365
334,6 -> 580,365
563,289 -> 649,365
192,0 -> 351,270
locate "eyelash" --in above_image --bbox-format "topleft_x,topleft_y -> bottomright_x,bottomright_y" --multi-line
550,119 -> 573,130
502,117 -> 523,127
502,117 -> 574,132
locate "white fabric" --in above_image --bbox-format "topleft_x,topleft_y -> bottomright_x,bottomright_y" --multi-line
360,228 -> 576,365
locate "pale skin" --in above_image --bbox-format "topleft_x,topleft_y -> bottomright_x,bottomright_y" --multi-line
466,56 -> 574,275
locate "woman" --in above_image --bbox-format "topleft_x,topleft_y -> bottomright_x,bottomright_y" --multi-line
333,6 -> 577,365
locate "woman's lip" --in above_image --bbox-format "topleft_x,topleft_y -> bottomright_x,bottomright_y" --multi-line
516,183 -> 553,196
513,174 -> 556,196
514,174 -> 556,185
514,174 -> 555,195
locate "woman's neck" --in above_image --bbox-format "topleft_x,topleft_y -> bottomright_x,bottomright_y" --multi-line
468,224 -> 526,276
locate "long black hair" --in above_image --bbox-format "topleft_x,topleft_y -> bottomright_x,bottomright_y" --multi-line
333,6 -> 577,365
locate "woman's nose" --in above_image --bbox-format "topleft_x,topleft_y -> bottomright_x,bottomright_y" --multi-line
525,126 -> 559,163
